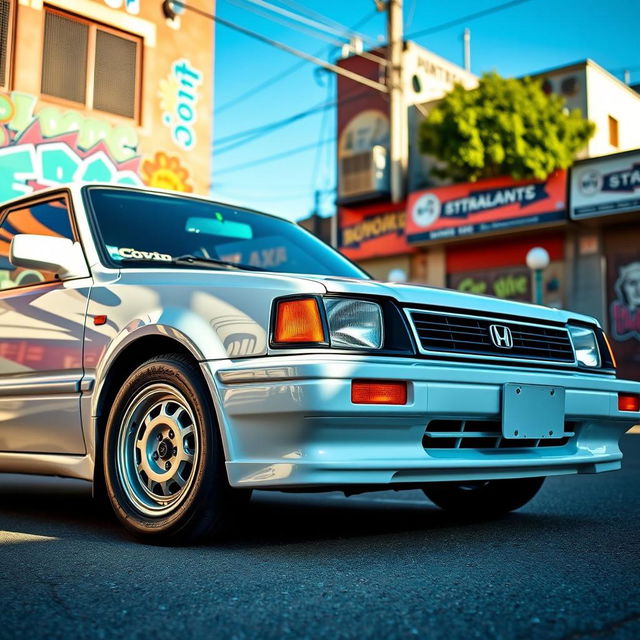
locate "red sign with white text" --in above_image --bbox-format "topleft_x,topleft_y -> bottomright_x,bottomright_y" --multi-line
406,171 -> 568,244
338,201 -> 414,261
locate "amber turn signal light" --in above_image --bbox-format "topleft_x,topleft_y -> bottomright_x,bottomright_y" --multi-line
273,298 -> 325,344
618,393 -> 640,412
351,380 -> 407,405
603,333 -> 617,369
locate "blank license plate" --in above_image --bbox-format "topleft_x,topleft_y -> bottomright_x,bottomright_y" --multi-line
502,383 -> 565,439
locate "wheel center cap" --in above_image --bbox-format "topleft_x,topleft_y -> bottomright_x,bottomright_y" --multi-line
157,439 -> 173,460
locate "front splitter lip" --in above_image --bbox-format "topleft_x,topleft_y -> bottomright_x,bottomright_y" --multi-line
226,453 -> 623,488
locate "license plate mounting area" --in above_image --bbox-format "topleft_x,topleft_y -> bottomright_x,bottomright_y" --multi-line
502,383 -> 565,439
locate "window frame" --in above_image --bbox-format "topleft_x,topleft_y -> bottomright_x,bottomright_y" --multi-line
0,0 -> 17,91
0,189 -> 85,293
608,115 -> 619,148
40,5 -> 143,123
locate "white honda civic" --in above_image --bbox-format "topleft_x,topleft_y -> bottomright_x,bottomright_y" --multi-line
0,184 -> 637,543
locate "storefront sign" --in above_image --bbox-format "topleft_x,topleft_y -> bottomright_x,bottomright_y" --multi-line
339,204 -> 413,261
406,171 -> 567,244
570,149 -> 640,220
403,43 -> 478,105
448,267 -> 531,302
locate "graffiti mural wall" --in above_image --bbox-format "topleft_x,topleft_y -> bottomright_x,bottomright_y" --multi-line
0,90 -> 197,201
1,0 -> 212,204
605,224 -> 640,381
0,91 -> 142,201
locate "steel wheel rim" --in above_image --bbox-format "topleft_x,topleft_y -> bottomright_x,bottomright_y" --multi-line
116,383 -> 200,517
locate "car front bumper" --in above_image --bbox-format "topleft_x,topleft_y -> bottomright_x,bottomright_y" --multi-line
201,355 -> 640,489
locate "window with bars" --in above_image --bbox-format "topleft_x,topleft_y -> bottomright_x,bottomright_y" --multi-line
0,0 -> 15,90
41,8 -> 141,120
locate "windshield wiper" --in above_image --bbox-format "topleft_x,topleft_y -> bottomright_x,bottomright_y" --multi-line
114,255 -> 263,271
172,254 -> 264,271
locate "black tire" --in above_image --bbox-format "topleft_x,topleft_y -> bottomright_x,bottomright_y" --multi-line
103,353 -> 250,544
422,477 -> 545,517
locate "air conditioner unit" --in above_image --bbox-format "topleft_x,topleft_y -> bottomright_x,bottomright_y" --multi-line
339,145 -> 389,202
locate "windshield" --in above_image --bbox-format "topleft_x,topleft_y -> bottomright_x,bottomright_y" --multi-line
84,187 -> 368,279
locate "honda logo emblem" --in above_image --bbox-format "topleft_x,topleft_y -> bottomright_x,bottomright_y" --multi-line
489,324 -> 513,349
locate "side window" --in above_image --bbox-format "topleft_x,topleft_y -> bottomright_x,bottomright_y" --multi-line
0,198 -> 74,290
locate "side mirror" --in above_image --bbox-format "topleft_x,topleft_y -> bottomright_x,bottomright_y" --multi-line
10,234 -> 90,280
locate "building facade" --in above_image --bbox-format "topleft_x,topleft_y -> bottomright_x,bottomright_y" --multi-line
532,59 -> 640,157
334,46 -> 640,380
0,0 -> 214,202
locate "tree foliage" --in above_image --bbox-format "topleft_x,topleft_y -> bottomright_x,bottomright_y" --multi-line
418,72 -> 595,183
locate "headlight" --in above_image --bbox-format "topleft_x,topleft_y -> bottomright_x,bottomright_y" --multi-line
324,298 -> 383,349
568,325 -> 601,368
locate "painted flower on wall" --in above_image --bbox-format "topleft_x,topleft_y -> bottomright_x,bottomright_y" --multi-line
141,151 -> 193,193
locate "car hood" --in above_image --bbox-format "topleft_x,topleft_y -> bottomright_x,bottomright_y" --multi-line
110,268 -> 597,328
301,275 -> 598,327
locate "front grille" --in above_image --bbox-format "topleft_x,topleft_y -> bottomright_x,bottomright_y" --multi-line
423,420 -> 574,450
408,310 -> 575,364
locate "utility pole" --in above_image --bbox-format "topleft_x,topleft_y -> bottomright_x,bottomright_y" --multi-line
385,0 -> 407,203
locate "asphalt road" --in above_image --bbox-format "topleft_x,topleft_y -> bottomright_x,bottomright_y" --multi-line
1,436 -> 639,640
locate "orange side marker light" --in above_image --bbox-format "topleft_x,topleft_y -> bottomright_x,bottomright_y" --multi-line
352,380 -> 407,405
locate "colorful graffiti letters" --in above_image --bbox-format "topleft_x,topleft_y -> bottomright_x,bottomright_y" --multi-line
0,92 -> 142,202
160,59 -> 203,151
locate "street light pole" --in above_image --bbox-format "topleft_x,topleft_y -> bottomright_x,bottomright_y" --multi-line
386,0 -> 407,203
526,247 -> 550,305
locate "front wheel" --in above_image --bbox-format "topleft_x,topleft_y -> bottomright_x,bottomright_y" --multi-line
103,353 -> 249,544
422,477 -> 545,517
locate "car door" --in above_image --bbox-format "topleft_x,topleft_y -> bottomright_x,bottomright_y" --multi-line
0,192 -> 90,454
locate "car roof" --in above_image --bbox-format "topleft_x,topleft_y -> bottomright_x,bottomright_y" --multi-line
0,182 -> 298,226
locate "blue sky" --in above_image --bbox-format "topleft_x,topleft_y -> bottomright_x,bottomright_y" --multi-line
212,0 -> 640,221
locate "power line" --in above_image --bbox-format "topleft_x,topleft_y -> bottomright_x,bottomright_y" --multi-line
214,9 -> 379,114
241,0 -> 376,45
215,97 -> 330,154
177,2 -> 387,92
225,0 -> 351,48
407,0 -> 535,39
225,0 -> 387,66
273,0 -> 377,44
214,135 -> 337,177
215,90 -> 370,154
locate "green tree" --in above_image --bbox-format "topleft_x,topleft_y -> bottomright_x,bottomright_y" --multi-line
418,72 -> 595,182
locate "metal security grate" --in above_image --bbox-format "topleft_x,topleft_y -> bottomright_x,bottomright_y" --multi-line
93,30 -> 138,118
0,0 -> 11,88
41,10 -> 88,103
408,310 -> 575,364
423,420 -> 573,450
